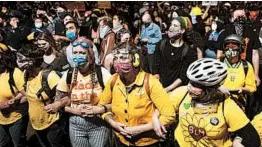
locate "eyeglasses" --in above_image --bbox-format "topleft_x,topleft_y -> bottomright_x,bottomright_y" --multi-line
72,41 -> 89,49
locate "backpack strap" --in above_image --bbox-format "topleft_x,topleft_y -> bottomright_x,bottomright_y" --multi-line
95,65 -> 105,90
110,74 -> 119,92
66,68 -> 74,86
181,43 -> 189,61
9,69 -> 18,95
144,73 -> 150,97
241,59 -> 248,77
160,38 -> 168,53
178,91 -> 189,109
36,69 -> 56,105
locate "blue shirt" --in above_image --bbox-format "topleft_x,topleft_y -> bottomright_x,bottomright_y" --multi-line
140,22 -> 162,54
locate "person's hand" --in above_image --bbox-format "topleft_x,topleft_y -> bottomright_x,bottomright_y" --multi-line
0,101 -> 10,110
74,8 -> 78,13
44,101 -> 61,113
141,38 -> 148,42
124,126 -> 143,137
110,121 -> 131,138
255,75 -> 261,86
218,85 -> 230,95
53,35 -> 61,41
152,110 -> 167,139
8,98 -> 20,107
154,74 -> 160,79
233,137 -> 244,147
80,105 -> 104,117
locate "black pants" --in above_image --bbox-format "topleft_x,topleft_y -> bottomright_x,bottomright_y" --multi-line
35,118 -> 65,147
141,53 -> 154,73
0,115 -> 28,147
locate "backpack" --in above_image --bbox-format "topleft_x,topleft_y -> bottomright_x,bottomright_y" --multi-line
66,65 -> 105,91
24,69 -> 60,106
9,69 -> 18,95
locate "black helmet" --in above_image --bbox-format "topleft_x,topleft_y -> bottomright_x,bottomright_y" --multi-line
223,34 -> 244,53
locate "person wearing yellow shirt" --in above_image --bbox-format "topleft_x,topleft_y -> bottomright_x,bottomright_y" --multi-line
97,42 -> 175,146
219,34 -> 256,95
0,44 -> 28,147
251,111 -> 262,147
19,44 -> 65,147
153,58 -> 260,147
44,37 -> 111,147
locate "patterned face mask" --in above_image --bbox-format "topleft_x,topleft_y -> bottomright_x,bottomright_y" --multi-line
225,48 -> 240,61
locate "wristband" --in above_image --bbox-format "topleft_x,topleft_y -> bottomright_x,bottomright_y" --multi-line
234,136 -> 243,143
102,105 -> 108,113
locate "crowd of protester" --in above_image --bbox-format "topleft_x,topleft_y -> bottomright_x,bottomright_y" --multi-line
1,1 -> 262,147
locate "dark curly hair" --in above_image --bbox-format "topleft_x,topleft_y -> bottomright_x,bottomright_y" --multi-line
0,45 -> 17,72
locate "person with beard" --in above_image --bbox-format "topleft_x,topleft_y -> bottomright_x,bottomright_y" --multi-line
152,58 -> 260,147
218,35 -> 256,116
153,17 -> 197,93
217,9 -> 261,87
98,16 -> 115,66
96,42 -> 175,146
65,21 -> 100,68
0,43 -> 28,147
138,13 -> 162,73
36,32 -> 70,75
19,43 -> 65,147
44,37 -> 111,147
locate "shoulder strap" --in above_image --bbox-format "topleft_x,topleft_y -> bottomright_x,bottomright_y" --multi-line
144,73 -> 150,97
110,74 -> 119,92
66,68 -> 74,86
160,38 -> 168,53
36,69 -> 56,102
95,65 -> 105,90
181,43 -> 189,61
9,69 -> 17,95
241,59 -> 248,77
178,91 -> 189,108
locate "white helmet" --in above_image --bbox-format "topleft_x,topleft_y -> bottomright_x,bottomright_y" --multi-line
187,58 -> 227,87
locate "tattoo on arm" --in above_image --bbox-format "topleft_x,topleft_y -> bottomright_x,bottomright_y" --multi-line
54,90 -> 68,101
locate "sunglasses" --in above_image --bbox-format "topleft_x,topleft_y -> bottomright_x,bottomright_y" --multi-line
72,41 -> 89,49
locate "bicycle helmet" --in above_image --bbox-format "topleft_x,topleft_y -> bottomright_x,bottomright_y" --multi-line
223,34 -> 244,53
187,58 -> 227,87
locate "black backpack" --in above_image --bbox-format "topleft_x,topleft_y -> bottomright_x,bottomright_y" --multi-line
9,69 -> 18,95
66,65 -> 105,90
24,69 -> 60,106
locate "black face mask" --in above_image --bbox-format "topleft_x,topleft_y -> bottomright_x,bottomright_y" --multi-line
144,23 -> 150,27
44,47 -> 53,56
235,16 -> 246,24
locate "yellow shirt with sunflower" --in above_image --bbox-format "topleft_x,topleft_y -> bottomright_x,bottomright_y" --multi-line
0,68 -> 27,125
26,70 -> 60,130
170,86 -> 250,147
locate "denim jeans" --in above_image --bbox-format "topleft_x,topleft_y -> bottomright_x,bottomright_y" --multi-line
35,118 -> 66,147
0,115 -> 28,147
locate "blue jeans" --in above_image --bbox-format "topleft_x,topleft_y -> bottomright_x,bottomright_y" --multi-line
0,115 -> 28,147
204,49 -> 217,59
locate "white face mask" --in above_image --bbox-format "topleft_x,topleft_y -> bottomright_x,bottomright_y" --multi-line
99,26 -> 110,39
35,23 -> 42,29
211,23 -> 217,31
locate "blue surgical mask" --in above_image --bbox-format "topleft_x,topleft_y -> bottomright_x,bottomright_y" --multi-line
66,31 -> 77,41
72,54 -> 87,67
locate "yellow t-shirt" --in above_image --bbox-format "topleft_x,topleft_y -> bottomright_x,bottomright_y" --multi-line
251,112 -> 262,147
170,86 -> 250,147
0,68 -> 26,125
99,71 -> 175,146
26,70 -> 60,130
56,67 -> 111,108
223,60 -> 256,93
